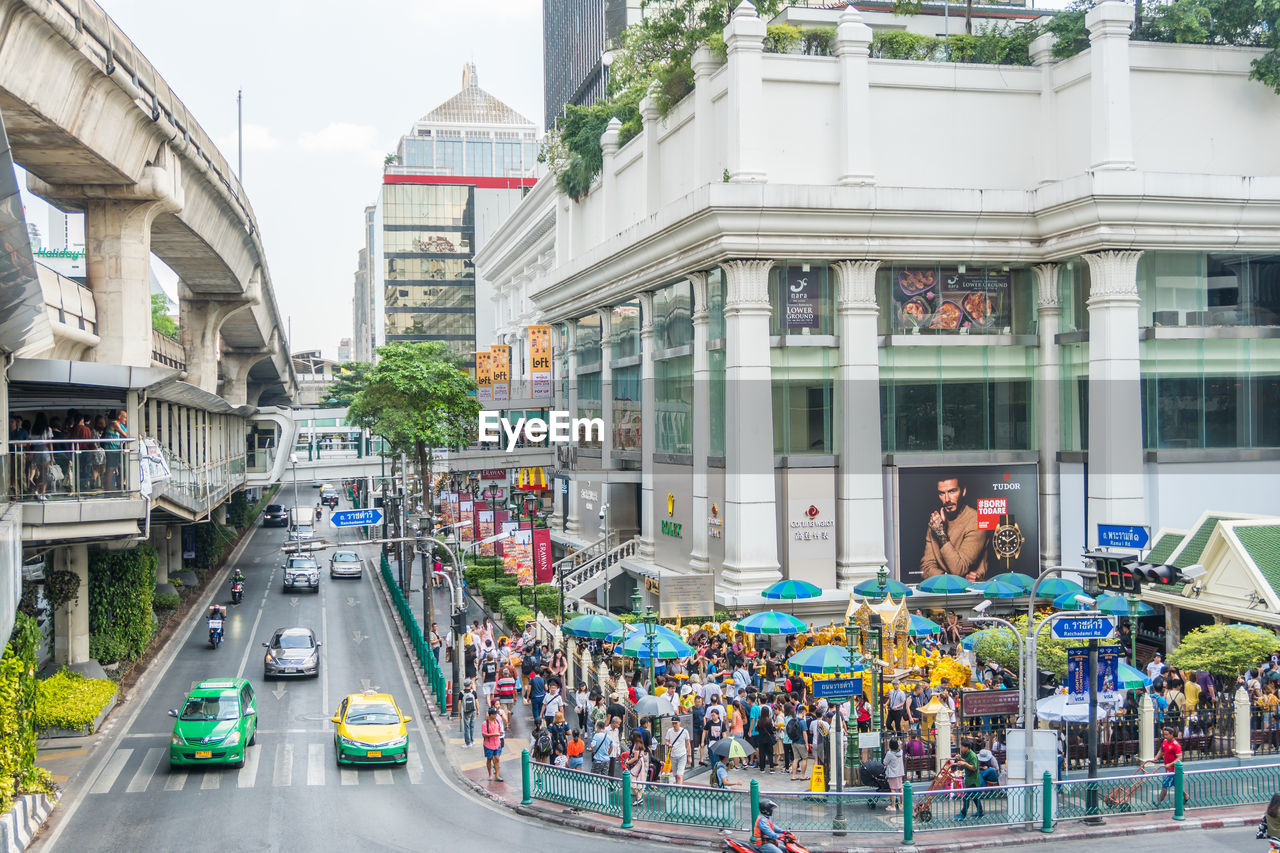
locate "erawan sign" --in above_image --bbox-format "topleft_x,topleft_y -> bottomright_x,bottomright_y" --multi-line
478,411 -> 604,452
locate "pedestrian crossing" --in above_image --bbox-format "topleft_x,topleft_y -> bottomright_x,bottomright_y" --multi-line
89,739 -> 427,795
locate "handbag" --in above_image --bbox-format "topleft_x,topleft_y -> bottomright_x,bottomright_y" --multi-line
92,447 -> 106,465
47,463 -> 64,483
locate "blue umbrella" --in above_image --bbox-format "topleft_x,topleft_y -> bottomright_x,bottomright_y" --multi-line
989,572 -> 1035,594
761,579 -> 823,600
853,577 -> 913,599
608,623 -> 686,643
1034,578 -> 1085,599
1095,593 -> 1155,617
561,613 -> 623,639
1118,662 -> 1152,689
786,645 -> 864,675
1052,592 -> 1092,611
974,579 -> 1024,599
961,626 -> 1019,650
916,574 -> 972,595
908,614 -> 943,636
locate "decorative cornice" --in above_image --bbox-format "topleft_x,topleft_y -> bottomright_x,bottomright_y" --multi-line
721,259 -> 774,311
832,260 -> 880,309
1083,250 -> 1143,305
1032,263 -> 1061,311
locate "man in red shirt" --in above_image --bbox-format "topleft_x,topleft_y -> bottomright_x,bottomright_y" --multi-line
1156,727 -> 1188,806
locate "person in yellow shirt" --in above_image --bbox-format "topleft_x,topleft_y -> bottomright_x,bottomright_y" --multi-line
1184,678 -> 1201,711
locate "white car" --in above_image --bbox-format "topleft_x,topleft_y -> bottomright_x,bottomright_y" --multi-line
329,551 -> 363,579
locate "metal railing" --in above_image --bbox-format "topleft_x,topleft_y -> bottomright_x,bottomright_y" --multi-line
151,329 -> 186,370
6,437 -> 139,501
561,538 -> 639,597
379,554 -> 447,713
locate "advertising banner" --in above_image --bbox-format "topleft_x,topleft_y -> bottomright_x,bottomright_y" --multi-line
505,528 -> 533,587
476,351 -> 492,404
895,463 -> 1039,585
1067,647 -> 1088,705
891,265 -> 1012,333
784,266 -> 820,330
529,324 -> 553,399
459,499 -> 475,544
493,510 -> 510,557
1098,644 -> 1121,702
478,510 -> 495,556
442,492 -> 459,527
490,345 -> 510,402
532,527 -> 553,584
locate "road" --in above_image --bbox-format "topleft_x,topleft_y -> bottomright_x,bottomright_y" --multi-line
31,496 -> 668,853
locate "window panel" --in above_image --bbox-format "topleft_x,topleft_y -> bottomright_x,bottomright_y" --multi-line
612,364 -> 641,451
652,280 -> 693,351
611,300 -> 640,359
655,355 -> 692,454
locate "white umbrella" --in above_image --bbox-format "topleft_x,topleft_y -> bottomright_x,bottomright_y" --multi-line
1035,692 -> 1124,724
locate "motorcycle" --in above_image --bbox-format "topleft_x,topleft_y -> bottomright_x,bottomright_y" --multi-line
722,831 -> 809,853
207,605 -> 226,649
231,579 -> 244,605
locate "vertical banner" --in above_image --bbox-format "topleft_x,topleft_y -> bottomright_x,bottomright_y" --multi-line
1067,647 -> 1089,705
529,324 -> 553,400
493,510 -> 510,557
476,351 -> 492,404
478,510 -> 495,556
784,266 -> 820,330
532,527 -> 553,584
1098,644 -> 1121,702
491,344 -> 510,402
459,497 -> 475,544
507,528 -> 533,586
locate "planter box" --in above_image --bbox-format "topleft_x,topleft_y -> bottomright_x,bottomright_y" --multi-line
38,692 -> 116,739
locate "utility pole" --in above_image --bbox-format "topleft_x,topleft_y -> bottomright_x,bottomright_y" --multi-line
1085,638 -> 1102,823
420,522 -> 434,652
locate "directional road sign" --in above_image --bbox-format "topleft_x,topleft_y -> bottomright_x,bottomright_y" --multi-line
1097,524 -> 1150,549
811,677 -> 863,700
1051,616 -> 1117,641
330,508 -> 383,528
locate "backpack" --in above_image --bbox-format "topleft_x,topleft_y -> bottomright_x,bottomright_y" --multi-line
536,729 -> 553,755
463,691 -> 477,714
786,717 -> 802,742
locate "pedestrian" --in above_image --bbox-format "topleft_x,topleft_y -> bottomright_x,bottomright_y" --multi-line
810,712 -> 831,790
956,739 -> 985,819
624,732 -> 649,801
481,707 -> 505,782
589,721 -> 612,775
1156,727 -> 1188,806
977,747 -> 1001,786
1259,793 -> 1280,840
496,659 -> 518,717
756,704 -> 777,773
663,715 -> 692,784
459,678 -> 480,748
788,706 -> 809,781
567,729 -> 585,770
606,691 -> 626,724
887,681 -> 908,732
530,718 -> 553,764
542,679 -> 565,727
1147,653 -> 1166,682
884,737 -> 905,811
574,683 -> 591,732
691,694 -> 707,765
429,622 -> 443,663
480,650 -> 498,705
607,716 -> 623,777
703,708 -> 724,765
526,667 -> 547,721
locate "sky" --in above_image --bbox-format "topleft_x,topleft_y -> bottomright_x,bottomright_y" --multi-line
26,0 -> 544,360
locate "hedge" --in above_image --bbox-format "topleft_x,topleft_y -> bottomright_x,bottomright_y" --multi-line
34,669 -> 117,733
89,544 -> 157,664
0,614 -> 47,812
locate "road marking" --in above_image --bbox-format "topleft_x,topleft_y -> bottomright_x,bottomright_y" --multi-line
352,630 -> 365,645
272,743 -> 293,787
125,748 -> 164,793
238,745 -> 260,788
272,684 -> 287,701
407,747 -> 425,785
236,564 -> 276,680
307,744 -> 325,786
200,771 -> 220,790
373,768 -> 393,785
340,768 -> 358,786
89,749 -> 132,795
320,580 -> 330,726
163,768 -> 186,791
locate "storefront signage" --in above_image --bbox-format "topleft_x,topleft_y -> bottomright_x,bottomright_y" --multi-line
490,344 -> 510,402
476,351 -> 492,403
480,468 -> 507,480
644,575 -> 660,596
790,504 -> 834,542
660,519 -> 682,538
783,473 -> 837,588
529,324 -> 553,399
891,265 -> 1012,333
960,689 -> 1021,718
657,574 -> 715,619
784,267 -> 819,330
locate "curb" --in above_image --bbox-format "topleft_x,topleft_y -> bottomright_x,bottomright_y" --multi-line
0,794 -> 58,853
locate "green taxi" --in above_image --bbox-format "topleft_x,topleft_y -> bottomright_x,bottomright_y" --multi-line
168,678 -> 257,767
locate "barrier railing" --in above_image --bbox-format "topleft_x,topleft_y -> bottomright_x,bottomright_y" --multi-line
380,554 -> 446,713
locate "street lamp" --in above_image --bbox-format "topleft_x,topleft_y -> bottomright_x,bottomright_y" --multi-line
290,452 -> 299,508
631,588 -> 658,706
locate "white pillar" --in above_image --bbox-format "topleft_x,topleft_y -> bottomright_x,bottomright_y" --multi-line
1235,686 -> 1253,758
834,7 -> 874,186
600,118 -> 621,239
54,544 -> 91,666
564,321 -> 581,537
598,309 -> 615,472
642,81 -> 662,217
581,649 -> 593,687
1085,1 -> 1136,171
935,711 -> 952,772
833,261 -> 885,589
638,291 -> 656,559
721,259 -> 781,595
1030,34 -> 1059,185
691,47 -> 718,186
1164,605 -> 1181,656
85,199 -> 167,367
689,272 -> 712,573
1139,693 -> 1156,762
1084,251 -> 1145,546
724,1 -> 767,184
1034,264 -> 1062,568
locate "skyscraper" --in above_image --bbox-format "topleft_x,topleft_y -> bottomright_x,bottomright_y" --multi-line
542,0 -> 643,132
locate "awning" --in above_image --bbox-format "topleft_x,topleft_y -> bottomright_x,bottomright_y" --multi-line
8,358 -> 256,416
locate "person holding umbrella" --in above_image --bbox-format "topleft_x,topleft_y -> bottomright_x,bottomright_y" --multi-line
708,734 -> 754,788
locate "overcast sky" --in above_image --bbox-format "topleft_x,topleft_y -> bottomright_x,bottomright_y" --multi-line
46,0 -> 545,360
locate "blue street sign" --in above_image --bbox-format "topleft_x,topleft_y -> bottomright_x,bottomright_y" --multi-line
811,677 -> 863,700
1051,616 -> 1117,641
1097,523 -> 1150,549
331,508 -> 383,528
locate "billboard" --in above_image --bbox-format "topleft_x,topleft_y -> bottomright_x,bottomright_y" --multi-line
890,266 -> 1012,333
476,351 -> 492,404
529,324 -> 552,399
490,345 -> 510,402
895,463 -> 1039,584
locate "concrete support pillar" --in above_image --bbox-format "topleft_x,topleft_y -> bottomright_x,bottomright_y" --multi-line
179,286 -> 254,393
85,198 -> 170,367
220,349 -> 269,408
691,47 -> 718,186
1084,251 -> 1145,547
689,272 -> 712,574
1085,1 -> 1136,171
168,525 -> 182,579
213,503 -> 227,526
53,544 -> 91,666
1235,686 -> 1254,758
1139,693 -> 1156,762
600,118 -> 622,239
935,711 -> 952,772
1030,34 -> 1059,185
833,260 -> 885,590
152,525 -> 170,584
641,81 -> 662,217
1034,264 -> 1062,568
721,259 -> 780,595
1165,605 -> 1181,656
637,292 -> 656,559
724,1 -> 767,184
598,309 -> 615,472
835,7 -> 875,186
581,649 -> 593,687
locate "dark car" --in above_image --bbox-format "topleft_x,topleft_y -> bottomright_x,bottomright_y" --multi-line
321,491 -> 339,509
282,555 -> 320,593
262,504 -> 288,528
263,627 -> 321,679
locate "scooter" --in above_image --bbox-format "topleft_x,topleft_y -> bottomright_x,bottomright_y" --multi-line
722,831 -> 809,853
207,605 -> 226,649
230,579 -> 244,604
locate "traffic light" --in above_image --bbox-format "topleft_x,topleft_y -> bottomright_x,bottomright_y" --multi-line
1038,669 -> 1058,700
1088,552 -> 1139,592
1133,563 -> 1180,586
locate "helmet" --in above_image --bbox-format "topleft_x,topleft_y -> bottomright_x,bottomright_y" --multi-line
758,800 -> 778,817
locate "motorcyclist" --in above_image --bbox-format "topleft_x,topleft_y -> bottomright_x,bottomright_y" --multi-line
753,799 -> 785,853
208,605 -> 225,642
231,568 -> 245,585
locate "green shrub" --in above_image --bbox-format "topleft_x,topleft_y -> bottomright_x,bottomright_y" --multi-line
871,30 -> 942,61
154,592 -> 181,612
191,523 -> 236,570
764,23 -> 803,54
480,579 -> 519,609
44,568 -> 81,611
802,27 -> 836,56
0,614 -> 43,812
34,669 -> 118,733
88,545 -> 157,663
225,490 -> 252,530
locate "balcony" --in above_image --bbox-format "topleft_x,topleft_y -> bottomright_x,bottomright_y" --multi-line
8,438 -> 147,544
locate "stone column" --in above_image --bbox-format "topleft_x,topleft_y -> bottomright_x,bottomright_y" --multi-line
565,637 -> 577,690
1164,604 -> 1181,656
1034,264 -> 1062,568
85,199 -> 168,367
834,7 -> 875,186
689,272 -> 712,573
53,544 -> 91,666
600,118 -> 622,239
637,291 -> 656,559
1030,34 -> 1059,185
642,81 -> 662,217
724,1 -> 767,184
152,525 -> 170,585
598,309 -> 615,472
1085,1 -> 1136,171
721,260 -> 781,594
1139,693 -> 1156,762
1235,686 -> 1254,758
1084,251 -> 1145,546
220,349 -> 269,407
935,711 -> 953,771
168,521 -> 183,573
564,321 -> 582,537
214,503 -> 227,526
691,47 -> 718,186
180,284 -> 255,393
833,261 -> 885,590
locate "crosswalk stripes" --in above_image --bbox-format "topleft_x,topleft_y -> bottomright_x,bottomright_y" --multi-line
200,770 -> 220,790
126,748 -> 164,793
307,744 -> 325,786
163,768 -> 186,791
340,769 -> 358,786
406,749 -> 425,785
90,749 -> 132,795
238,744 -> 260,788
373,769 -> 392,785
273,743 -> 293,787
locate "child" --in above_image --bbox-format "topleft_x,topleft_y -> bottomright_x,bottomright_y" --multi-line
566,729 -> 585,769
885,737 -> 905,812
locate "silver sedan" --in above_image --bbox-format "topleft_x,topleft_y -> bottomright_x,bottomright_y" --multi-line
329,550 -> 363,579
263,627 -> 321,679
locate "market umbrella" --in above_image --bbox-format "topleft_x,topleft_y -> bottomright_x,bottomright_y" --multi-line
908,614 -> 943,636
1118,662 -> 1152,689
633,694 -> 678,718
607,623 -> 685,643
1033,578 -> 1085,599
974,579 -> 1024,599
761,579 -> 823,601
1051,592 -> 1093,611
709,735 -> 756,761
1036,693 -> 1123,724
989,572 -> 1035,594
615,632 -> 694,662
786,645 -> 863,675
961,626 -> 1018,650
1095,593 -> 1156,617
916,574 -> 972,595
852,577 -> 913,599
735,611 -> 808,635
561,613 -> 623,639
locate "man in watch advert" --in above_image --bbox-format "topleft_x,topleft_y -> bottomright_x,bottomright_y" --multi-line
896,464 -> 1039,584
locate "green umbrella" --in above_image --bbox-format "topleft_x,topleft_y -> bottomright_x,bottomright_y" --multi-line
908,614 -> 942,636
561,613 -> 623,639
1118,662 -> 1152,689
607,623 -> 685,643
1034,578 -> 1085,599
709,735 -> 755,761
852,577 -> 913,599
761,579 -> 823,600
988,572 -> 1035,593
961,626 -> 1017,650
975,579 -> 1024,599
916,574 -> 972,595
1096,593 -> 1155,616
735,611 -> 808,635
786,645 -> 863,675
615,632 -> 694,662
1052,592 -> 1092,611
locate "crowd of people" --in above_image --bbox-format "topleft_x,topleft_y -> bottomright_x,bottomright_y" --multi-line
7,408 -> 130,498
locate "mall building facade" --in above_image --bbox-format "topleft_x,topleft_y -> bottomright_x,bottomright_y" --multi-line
475,2 -> 1280,610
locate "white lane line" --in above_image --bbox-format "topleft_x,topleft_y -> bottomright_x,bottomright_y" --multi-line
236,564 -> 276,679
307,743 -> 325,786
200,771 -> 220,790
163,768 -> 187,791
237,744 -> 261,788
340,768 -> 358,786
320,577 -> 330,726
373,768 -> 393,785
125,748 -> 165,793
406,747 -> 425,785
272,743 -> 293,787
89,748 -> 132,795
125,727 -> 323,738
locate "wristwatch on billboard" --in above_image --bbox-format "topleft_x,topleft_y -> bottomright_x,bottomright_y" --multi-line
992,513 -> 1024,568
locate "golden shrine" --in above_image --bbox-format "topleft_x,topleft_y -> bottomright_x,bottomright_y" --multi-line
848,594 -> 912,674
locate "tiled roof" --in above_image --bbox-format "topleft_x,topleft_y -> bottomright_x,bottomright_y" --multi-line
1146,531 -> 1185,565
1171,514 -> 1233,569
419,63 -> 534,128
1234,525 -> 1280,599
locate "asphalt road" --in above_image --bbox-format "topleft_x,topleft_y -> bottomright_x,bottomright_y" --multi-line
31,497 -> 670,853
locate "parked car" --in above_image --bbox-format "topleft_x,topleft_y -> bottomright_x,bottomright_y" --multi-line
282,555 -> 320,593
329,550 -> 363,579
262,504 -> 288,528
263,627 -> 321,679
168,678 -> 257,768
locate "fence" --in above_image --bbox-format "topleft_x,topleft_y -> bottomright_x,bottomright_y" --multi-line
380,554 -> 447,713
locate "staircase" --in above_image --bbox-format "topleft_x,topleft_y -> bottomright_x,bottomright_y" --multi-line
560,538 -> 639,602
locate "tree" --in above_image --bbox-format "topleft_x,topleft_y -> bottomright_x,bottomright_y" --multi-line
151,293 -> 179,341
320,361 -> 373,408
1167,624 -> 1280,677
346,341 -> 479,507
970,613 -> 1087,679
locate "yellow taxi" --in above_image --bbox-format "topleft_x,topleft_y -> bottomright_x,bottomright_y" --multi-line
331,690 -> 411,766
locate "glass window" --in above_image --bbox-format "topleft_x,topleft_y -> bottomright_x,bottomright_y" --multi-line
381,184 -> 472,226
1059,341 -> 1090,452
770,262 -> 833,336
383,229 -> 471,255
655,355 -> 692,454
612,365 -> 641,451
652,281 -> 693,351
575,314 -> 601,371
401,137 -> 433,169
438,138 -> 463,174
384,284 -> 475,309
709,348 -> 725,457
882,264 -> 1032,335
1058,261 -> 1090,334
707,268 -> 726,342
466,139 -> 493,176
385,257 -> 474,282
1138,252 -> 1280,328
771,349 -> 834,454
611,300 -> 640,359
495,139 -> 524,176
578,371 -> 602,450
